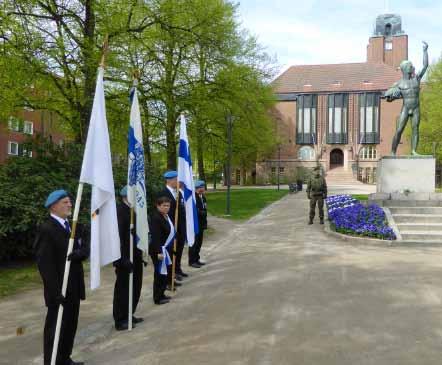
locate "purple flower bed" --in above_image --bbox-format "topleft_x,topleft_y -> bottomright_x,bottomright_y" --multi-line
326,195 -> 396,240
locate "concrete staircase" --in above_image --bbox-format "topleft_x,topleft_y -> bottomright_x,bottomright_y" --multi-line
326,167 -> 364,186
385,200 -> 442,244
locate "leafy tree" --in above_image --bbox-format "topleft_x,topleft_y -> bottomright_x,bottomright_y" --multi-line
418,56 -> 442,160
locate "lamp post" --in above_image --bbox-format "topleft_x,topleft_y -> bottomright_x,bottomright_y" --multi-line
277,144 -> 281,191
213,160 -> 219,190
225,113 -> 233,216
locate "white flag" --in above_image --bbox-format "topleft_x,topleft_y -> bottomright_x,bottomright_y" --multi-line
178,114 -> 199,246
127,85 -> 149,252
80,67 -> 121,290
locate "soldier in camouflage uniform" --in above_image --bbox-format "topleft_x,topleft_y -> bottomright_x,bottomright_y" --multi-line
306,166 -> 327,225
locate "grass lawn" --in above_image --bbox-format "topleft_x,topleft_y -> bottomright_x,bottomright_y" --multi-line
0,263 -> 42,298
206,189 -> 288,220
352,194 -> 369,201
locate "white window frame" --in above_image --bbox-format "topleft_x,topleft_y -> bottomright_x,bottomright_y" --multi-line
298,146 -> 316,161
23,121 -> 34,135
8,117 -> 20,132
8,141 -> 19,155
360,146 -> 377,160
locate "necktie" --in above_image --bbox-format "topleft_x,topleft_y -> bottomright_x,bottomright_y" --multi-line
64,220 -> 71,233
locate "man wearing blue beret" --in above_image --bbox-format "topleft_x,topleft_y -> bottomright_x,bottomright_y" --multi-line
189,181 -> 207,268
34,190 -> 89,365
112,186 -> 144,331
157,171 -> 186,289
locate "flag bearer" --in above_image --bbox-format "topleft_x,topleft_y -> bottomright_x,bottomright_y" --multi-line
34,190 -> 88,365
112,186 -> 144,331
189,180 -> 207,268
149,196 -> 174,304
158,171 -> 186,288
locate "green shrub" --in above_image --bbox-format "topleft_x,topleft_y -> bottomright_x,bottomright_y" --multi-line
0,136 -> 163,262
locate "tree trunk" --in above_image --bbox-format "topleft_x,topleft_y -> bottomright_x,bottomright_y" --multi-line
165,99 -> 177,170
140,98 -> 152,165
79,0 -> 97,143
196,118 -> 206,180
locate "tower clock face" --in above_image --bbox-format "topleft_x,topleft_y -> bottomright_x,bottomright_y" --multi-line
385,42 -> 393,50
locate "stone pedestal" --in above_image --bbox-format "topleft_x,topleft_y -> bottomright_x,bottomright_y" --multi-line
376,156 -> 435,194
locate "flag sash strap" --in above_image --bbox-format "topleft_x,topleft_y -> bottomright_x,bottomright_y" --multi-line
160,216 -> 175,275
128,208 -> 134,331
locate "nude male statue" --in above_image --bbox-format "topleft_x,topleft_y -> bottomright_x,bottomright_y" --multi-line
384,41 -> 428,156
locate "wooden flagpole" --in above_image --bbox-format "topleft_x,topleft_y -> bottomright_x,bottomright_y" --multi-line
128,71 -> 139,331
51,35 -> 109,365
128,207 -> 134,331
171,188 -> 180,292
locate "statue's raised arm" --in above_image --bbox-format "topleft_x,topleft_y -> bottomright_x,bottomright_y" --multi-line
417,41 -> 429,81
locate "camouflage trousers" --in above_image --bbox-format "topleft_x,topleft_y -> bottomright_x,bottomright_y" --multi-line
309,195 -> 324,220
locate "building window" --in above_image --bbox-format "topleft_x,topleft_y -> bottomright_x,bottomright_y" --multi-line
385,42 -> 393,50
271,167 -> 276,177
327,94 -> 348,144
8,141 -> 19,155
298,146 -> 316,161
296,94 -> 317,144
23,121 -> 34,135
8,117 -> 20,132
279,167 -> 285,175
359,93 -> 380,144
360,146 -> 377,160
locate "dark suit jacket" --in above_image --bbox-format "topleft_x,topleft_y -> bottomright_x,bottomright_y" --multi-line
148,210 -> 172,256
115,202 -> 142,265
34,217 -> 88,307
158,187 -> 186,240
196,194 -> 207,231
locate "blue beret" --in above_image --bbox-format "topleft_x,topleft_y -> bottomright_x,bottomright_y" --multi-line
45,189 -> 69,208
120,185 -> 128,197
164,170 -> 178,179
195,180 -> 205,188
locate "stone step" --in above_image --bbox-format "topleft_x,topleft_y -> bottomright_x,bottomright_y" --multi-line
401,231 -> 442,241
393,214 -> 442,223
397,223 -> 442,232
383,200 -> 442,207
389,207 -> 442,215
399,240 -> 442,246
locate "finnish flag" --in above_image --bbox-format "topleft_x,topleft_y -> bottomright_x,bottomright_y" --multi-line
177,114 -> 199,246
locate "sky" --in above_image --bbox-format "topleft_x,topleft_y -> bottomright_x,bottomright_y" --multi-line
237,0 -> 442,77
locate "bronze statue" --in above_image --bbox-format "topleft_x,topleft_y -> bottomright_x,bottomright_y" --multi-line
384,41 -> 428,156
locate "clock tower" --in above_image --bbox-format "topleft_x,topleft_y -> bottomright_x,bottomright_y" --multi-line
367,13 -> 408,69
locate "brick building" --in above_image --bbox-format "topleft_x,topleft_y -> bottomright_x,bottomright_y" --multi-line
256,13 -> 411,185
0,108 -> 64,163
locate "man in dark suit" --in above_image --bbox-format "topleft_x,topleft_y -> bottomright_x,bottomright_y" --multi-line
158,171 -> 187,289
112,186 -> 144,331
189,180 -> 207,268
34,190 -> 89,365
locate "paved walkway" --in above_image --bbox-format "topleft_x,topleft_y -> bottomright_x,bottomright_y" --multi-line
3,193 -> 442,364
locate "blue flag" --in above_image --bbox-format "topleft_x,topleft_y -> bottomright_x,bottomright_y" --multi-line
127,84 -> 149,252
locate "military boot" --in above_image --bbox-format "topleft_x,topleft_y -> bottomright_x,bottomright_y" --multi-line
308,218 -> 313,225
320,218 -> 324,225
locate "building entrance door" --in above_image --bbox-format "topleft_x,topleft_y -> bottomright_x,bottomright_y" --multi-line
330,149 -> 344,169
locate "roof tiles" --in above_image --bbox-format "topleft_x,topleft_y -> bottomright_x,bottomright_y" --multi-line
273,62 -> 401,94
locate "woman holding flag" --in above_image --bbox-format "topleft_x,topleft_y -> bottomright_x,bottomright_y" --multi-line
149,196 -> 175,305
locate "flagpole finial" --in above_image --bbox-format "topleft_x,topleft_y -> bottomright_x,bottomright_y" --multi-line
99,34 -> 109,68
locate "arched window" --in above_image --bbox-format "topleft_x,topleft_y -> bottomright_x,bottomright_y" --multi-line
360,146 -> 377,160
298,146 -> 315,161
